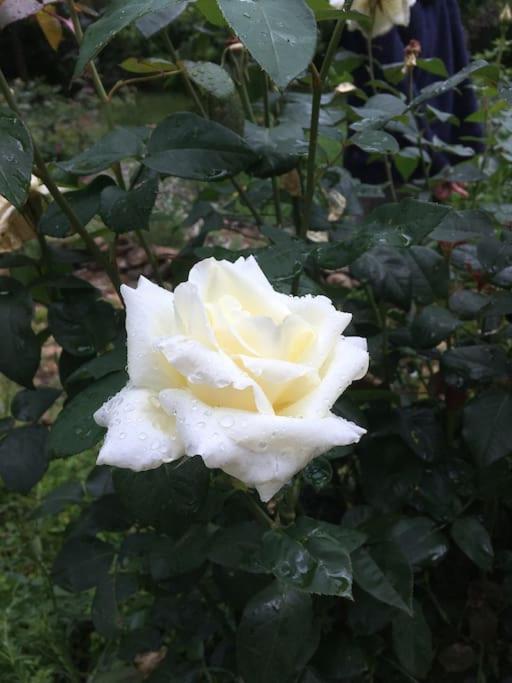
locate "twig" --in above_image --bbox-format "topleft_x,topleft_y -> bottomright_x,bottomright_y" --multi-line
263,73 -> 283,226
230,177 -> 263,226
107,70 -> 179,101
302,11 -> 352,236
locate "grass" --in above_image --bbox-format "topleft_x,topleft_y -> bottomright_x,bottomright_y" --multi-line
0,452 -> 95,682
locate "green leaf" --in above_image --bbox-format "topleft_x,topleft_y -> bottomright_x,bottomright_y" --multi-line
0,108 -> 33,209
388,517 -> 449,568
429,209 -> 495,242
352,93 -> 407,123
0,277 -> 40,388
195,0 -> 225,25
411,60 -> 488,107
209,521 -> 270,574
47,371 -> 127,458
463,389 -> 512,467
451,517 -> 494,571
416,57 -> 449,78
0,426 -> 48,493
316,634 -> 368,679
262,517 -> 365,598
442,345 -> 509,384
392,602 -> 433,679
48,298 -> 118,357
408,246 -> 449,305
60,127 -> 148,175
352,130 -> 399,155
365,199 -> 450,244
144,112 -> 257,181
52,537 -> 115,592
11,387 -> 61,423
66,345 -> 127,384
399,407 -> 444,462
120,57 -> 176,74
100,170 -> 159,233
236,582 -> 315,683
352,246 -> 411,309
449,290 -> 490,319
183,60 -> 236,100
113,456 -> 210,526
149,525 -> 209,579
92,573 -> 122,639
33,480 -> 84,518
352,542 -> 413,614
39,175 -> 115,238
395,146 -> 421,181
92,573 -> 137,639
245,121 -> 307,178
136,1 -> 191,37
74,0 -> 182,77
217,0 -> 317,88
411,305 -> 460,348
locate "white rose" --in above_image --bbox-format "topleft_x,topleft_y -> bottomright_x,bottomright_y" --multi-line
94,257 -> 369,501
348,0 -> 417,38
329,0 -> 346,8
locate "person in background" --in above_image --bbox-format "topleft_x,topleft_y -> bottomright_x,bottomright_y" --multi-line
340,0 -> 484,200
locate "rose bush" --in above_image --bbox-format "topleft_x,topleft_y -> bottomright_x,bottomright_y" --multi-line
95,257 -> 368,500
1,1 -> 512,682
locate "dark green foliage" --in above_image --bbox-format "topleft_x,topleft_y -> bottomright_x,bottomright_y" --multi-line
1,4 -> 512,683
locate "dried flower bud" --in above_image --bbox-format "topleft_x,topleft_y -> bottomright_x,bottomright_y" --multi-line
280,169 -> 302,198
226,36 -> 244,52
335,82 -> 357,95
327,190 -> 347,222
403,39 -> 422,72
500,3 -> 512,22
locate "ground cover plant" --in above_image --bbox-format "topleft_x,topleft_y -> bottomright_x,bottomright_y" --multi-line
1,0 -> 512,681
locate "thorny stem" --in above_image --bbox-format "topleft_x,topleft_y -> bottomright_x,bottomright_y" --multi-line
161,30 -> 208,117
263,73 -> 283,226
366,24 -> 398,202
230,177 -> 263,226
235,52 -> 256,123
302,11 -> 352,236
66,0 -> 163,283
301,63 -> 323,238
408,68 -> 431,191
106,71 -> 180,101
0,67 -> 122,296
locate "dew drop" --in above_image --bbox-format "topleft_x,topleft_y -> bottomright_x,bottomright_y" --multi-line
219,416 -> 234,428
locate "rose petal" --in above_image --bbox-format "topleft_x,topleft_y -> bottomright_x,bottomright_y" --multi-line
173,281 -> 217,349
188,256 -> 291,322
237,355 -> 320,409
122,277 -> 183,391
282,336 -> 369,418
159,389 -> 366,501
287,294 -> 352,367
157,335 -> 274,414
94,385 -> 184,470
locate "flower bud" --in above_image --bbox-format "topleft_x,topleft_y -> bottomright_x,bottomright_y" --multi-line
335,82 -> 357,95
500,3 -> 512,22
403,38 -> 422,72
